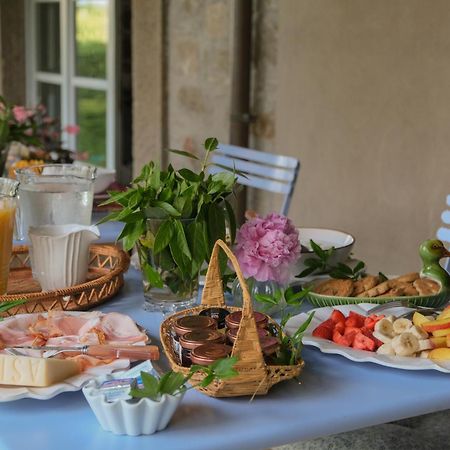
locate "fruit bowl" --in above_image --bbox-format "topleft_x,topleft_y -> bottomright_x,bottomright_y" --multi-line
295,227 -> 355,275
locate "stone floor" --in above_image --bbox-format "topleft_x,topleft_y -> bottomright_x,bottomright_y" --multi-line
273,410 -> 450,450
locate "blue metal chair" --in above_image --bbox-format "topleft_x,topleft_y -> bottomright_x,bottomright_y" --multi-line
437,194 -> 450,272
209,144 -> 300,216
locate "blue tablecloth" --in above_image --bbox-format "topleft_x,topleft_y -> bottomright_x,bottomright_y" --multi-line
2,223 -> 450,450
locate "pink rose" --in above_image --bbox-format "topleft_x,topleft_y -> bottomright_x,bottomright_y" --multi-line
234,213 -> 301,284
64,124 -> 80,135
12,106 -> 29,124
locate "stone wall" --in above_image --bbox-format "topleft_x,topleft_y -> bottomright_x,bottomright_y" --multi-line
0,0 -> 26,105
165,0 -> 233,171
131,0 -> 164,176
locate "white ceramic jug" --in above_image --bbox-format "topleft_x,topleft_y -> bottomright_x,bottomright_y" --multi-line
29,224 -> 100,291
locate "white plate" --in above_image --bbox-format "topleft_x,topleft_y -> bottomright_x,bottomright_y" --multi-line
285,303 -> 450,373
0,311 -> 147,402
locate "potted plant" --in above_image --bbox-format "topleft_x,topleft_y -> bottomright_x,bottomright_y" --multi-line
100,138 -> 237,312
83,357 -> 238,436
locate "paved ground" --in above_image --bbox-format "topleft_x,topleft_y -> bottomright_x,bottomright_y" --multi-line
273,410 -> 450,450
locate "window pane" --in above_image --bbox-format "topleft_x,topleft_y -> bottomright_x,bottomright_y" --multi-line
36,2 -> 60,73
76,88 -> 106,166
75,0 -> 108,79
37,82 -> 61,119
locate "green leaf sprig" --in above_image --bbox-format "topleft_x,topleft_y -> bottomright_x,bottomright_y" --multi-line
129,356 -> 238,401
0,299 -> 27,321
268,311 -> 315,366
253,285 -> 311,310
296,239 -> 367,281
99,137 -> 238,296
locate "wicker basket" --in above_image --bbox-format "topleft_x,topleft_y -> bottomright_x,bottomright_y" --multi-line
0,244 -> 129,317
160,239 -> 304,398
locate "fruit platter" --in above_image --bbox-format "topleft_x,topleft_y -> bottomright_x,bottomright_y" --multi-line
306,240 -> 450,308
285,303 -> 450,373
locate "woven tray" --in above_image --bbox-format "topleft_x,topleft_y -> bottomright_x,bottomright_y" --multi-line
160,239 -> 304,398
0,244 -> 129,317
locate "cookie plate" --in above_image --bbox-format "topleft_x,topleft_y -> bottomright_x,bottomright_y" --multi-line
306,278 -> 448,308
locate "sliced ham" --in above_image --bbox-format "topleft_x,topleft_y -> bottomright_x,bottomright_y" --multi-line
99,312 -> 147,344
0,311 -> 147,370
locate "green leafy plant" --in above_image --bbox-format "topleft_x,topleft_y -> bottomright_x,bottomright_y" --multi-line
253,285 -> 311,315
100,137 -> 237,296
296,239 -> 367,281
329,261 -> 366,281
129,357 -> 238,400
265,311 -> 315,366
0,299 -> 27,321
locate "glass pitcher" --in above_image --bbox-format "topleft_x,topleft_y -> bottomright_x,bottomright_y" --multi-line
15,164 -> 97,240
0,177 -> 19,294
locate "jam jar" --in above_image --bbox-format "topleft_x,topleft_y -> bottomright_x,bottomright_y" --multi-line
225,311 -> 269,330
179,329 -> 225,367
190,343 -> 232,366
199,307 -> 230,331
172,315 -> 217,363
226,326 -> 269,345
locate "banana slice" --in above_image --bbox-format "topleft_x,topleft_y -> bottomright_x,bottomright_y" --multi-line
392,318 -> 413,335
373,330 -> 393,344
385,315 -> 396,323
374,318 -> 395,338
420,350 -> 431,358
391,332 -> 419,356
376,343 -> 396,355
409,325 -> 429,340
417,339 -> 433,351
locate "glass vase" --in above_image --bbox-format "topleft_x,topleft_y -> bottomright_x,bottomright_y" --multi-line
137,217 -> 199,313
231,277 -> 286,315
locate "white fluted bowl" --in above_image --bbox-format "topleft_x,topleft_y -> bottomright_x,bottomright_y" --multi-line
82,379 -> 184,436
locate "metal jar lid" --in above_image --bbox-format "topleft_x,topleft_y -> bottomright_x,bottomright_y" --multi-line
225,311 -> 269,329
173,315 -> 217,337
259,336 -> 280,355
179,329 -> 225,350
190,343 -> 232,366
226,327 -> 269,344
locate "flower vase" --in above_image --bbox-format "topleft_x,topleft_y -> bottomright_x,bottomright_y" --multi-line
137,217 -> 199,313
231,277 -> 286,315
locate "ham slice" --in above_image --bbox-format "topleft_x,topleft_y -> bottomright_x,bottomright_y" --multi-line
99,312 -> 147,344
0,311 -> 147,370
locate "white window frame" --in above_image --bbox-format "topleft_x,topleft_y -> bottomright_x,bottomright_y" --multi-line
25,0 -> 116,169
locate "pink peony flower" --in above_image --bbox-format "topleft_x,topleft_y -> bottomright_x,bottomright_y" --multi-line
12,106 -> 29,124
234,213 -> 301,284
64,124 -> 80,135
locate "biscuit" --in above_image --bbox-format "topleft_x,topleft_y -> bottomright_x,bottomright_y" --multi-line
357,280 -> 391,298
352,275 -> 380,296
413,278 -> 440,296
393,272 -> 420,283
314,279 -> 353,297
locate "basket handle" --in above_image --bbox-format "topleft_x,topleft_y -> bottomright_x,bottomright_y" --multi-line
201,240 -> 267,372
201,239 -> 251,313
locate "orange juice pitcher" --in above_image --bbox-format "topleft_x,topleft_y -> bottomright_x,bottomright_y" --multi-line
0,178 -> 19,294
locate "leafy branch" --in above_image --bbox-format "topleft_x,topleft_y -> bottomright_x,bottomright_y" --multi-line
296,239 -> 366,281
99,137 -> 238,295
0,299 -> 27,321
129,357 -> 238,400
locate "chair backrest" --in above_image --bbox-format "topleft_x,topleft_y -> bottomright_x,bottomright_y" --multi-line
436,194 -> 450,272
209,144 -> 300,216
